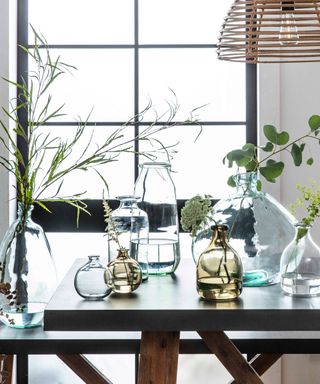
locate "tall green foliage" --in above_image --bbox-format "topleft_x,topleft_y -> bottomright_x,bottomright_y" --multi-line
0,28 -> 199,222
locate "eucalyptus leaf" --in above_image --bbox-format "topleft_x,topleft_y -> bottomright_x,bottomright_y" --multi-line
226,149 -> 252,167
260,160 -> 284,182
261,142 -> 274,152
308,115 -> 320,132
291,143 -> 302,166
256,179 -> 262,191
263,125 -> 289,145
307,157 -> 314,165
227,175 -> 236,188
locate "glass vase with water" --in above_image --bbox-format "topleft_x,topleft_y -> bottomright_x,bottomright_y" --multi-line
134,162 -> 180,275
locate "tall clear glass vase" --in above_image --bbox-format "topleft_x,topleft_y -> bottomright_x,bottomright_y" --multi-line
134,162 -> 180,275
0,203 -> 57,328
192,172 -> 296,286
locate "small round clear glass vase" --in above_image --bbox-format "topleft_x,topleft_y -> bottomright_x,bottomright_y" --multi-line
280,224 -> 320,297
74,255 -> 111,300
107,195 -> 149,280
134,162 -> 180,275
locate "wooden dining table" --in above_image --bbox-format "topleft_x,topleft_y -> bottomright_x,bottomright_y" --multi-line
43,258 -> 320,384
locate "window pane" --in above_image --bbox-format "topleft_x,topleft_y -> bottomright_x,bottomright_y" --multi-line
29,0 -> 134,44
29,49 -> 134,122
139,0 -> 233,44
139,49 -> 245,122
138,125 -> 246,199
35,126 -> 135,200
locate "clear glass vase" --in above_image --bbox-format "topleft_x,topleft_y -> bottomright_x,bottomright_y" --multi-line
197,225 -> 243,301
280,224 -> 320,296
0,203 -> 57,328
134,162 -> 180,275
193,172 -> 296,286
108,195 -> 149,280
105,248 -> 142,294
74,255 -> 111,300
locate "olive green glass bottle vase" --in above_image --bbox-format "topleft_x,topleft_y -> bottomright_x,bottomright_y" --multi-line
197,225 -> 243,301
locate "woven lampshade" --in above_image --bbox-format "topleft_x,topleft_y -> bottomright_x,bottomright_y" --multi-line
217,0 -> 320,63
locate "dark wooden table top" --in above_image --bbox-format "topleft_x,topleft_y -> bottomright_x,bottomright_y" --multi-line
44,258 -> 320,332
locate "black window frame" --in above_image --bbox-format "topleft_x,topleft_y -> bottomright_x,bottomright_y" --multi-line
17,0 -> 257,233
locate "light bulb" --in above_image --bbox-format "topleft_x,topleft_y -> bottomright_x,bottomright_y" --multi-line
279,11 -> 299,45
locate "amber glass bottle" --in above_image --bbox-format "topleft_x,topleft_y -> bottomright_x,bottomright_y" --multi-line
197,225 -> 243,301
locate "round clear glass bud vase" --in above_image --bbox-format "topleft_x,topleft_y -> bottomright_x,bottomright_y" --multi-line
193,172 -> 296,286
74,255 -> 111,299
107,195 -> 149,280
134,162 -> 180,275
0,203 -> 57,328
280,224 -> 320,297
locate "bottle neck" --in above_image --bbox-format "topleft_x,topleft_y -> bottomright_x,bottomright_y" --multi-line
17,202 -> 34,222
116,196 -> 139,209
234,172 -> 258,194
295,223 -> 310,242
138,162 -> 172,181
211,226 -> 228,247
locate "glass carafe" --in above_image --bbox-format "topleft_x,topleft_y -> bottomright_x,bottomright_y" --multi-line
134,162 -> 180,275
280,224 -> 320,296
197,225 -> 243,301
193,172 -> 296,286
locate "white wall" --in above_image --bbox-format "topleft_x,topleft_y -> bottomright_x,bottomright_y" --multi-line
259,60 -> 320,383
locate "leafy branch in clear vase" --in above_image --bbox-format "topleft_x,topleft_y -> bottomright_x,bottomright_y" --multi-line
224,116 -> 320,189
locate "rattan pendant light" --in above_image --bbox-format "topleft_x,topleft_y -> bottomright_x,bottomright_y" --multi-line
217,0 -> 320,63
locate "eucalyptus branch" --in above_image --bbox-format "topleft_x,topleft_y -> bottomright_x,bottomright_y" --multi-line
224,116 -> 320,188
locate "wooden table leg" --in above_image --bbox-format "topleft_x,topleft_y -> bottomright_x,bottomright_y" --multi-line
229,354 -> 282,384
138,331 -> 180,384
57,354 -> 113,384
0,354 -> 13,384
198,331 -> 263,384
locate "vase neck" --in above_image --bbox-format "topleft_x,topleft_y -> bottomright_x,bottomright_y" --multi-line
116,195 -> 139,209
295,224 -> 310,241
210,225 -> 229,247
234,172 -> 258,194
116,248 -> 130,259
17,203 -> 34,222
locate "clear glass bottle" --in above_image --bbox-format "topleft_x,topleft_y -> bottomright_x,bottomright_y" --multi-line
0,203 -> 57,328
197,225 -> 243,301
74,255 -> 111,300
280,224 -> 320,296
193,172 -> 296,286
134,162 -> 180,275
129,198 -> 149,281
107,195 -> 149,280
107,196 -> 133,262
105,248 -> 142,293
